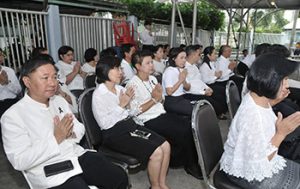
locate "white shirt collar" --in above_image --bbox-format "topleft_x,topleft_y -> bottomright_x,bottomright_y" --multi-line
24,93 -> 49,109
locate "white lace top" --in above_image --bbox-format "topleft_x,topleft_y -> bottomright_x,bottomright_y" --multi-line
220,93 -> 286,182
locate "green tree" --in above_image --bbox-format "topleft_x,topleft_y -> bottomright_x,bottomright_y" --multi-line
117,0 -> 224,30
250,10 -> 288,33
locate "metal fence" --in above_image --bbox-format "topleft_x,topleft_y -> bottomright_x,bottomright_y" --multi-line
60,14 -> 117,63
152,23 -> 213,48
214,31 -> 284,50
0,8 -> 48,72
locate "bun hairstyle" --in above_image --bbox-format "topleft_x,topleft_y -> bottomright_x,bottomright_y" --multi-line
202,46 -> 215,69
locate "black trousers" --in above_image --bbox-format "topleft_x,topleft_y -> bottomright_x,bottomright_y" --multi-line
144,113 -> 198,167
49,152 -> 128,189
0,98 -> 19,142
237,62 -> 249,77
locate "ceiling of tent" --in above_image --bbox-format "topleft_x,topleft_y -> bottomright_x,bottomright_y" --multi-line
207,0 -> 300,9
158,0 -> 300,10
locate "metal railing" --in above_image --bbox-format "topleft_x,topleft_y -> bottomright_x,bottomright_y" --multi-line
60,14 -> 116,63
0,8 -> 48,71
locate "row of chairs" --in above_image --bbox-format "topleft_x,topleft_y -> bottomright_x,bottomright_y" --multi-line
22,78 -> 242,189
78,81 -> 242,188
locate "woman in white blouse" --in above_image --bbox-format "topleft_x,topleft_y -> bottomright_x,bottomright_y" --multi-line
92,56 -> 171,189
220,53 -> 300,188
200,46 -> 226,103
1,54 -> 128,189
162,47 -> 193,116
199,46 -> 222,85
126,50 -> 202,179
82,48 -> 99,74
152,45 -> 166,76
56,46 -> 87,91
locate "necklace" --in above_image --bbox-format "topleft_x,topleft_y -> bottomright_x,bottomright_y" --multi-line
137,75 -> 153,94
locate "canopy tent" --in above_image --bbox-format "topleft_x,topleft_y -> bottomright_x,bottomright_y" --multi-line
160,0 -> 300,55
207,0 -> 300,10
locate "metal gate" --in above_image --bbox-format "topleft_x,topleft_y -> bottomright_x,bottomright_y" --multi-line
0,8 -> 48,72
60,14 -> 115,63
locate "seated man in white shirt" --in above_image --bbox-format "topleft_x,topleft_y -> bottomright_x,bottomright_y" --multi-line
184,45 -> 227,119
120,43 -> 136,85
1,54 -> 128,189
215,45 -> 244,93
0,49 -> 21,118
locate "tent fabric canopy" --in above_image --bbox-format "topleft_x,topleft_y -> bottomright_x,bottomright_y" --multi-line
158,0 -> 300,10
207,0 -> 300,10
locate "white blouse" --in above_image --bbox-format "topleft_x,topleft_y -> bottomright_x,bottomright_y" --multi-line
56,60 -> 84,90
92,83 -> 136,130
220,93 -> 286,182
126,75 -> 166,124
81,63 -> 95,74
0,66 -> 22,100
1,94 -> 86,188
215,55 -> 234,82
121,59 -> 136,84
140,29 -> 154,45
185,62 -> 209,95
199,61 -> 218,84
162,67 -> 185,96
153,59 -> 166,75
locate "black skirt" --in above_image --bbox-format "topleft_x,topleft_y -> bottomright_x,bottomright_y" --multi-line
102,118 -> 165,166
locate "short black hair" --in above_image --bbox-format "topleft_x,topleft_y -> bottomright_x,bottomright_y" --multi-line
152,44 -> 164,54
218,45 -> 231,57
247,53 -> 299,99
95,56 -> 121,84
167,47 -> 185,67
144,19 -> 152,26
267,44 -> 290,58
185,45 -> 199,57
121,43 -> 134,59
194,44 -> 203,49
254,43 -> 270,57
84,48 -> 97,62
58,45 -> 74,60
31,47 -> 47,58
20,54 -> 55,89
132,50 -> 153,69
100,47 -> 117,59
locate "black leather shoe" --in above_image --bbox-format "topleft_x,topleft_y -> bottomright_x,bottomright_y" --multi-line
184,164 -> 203,179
